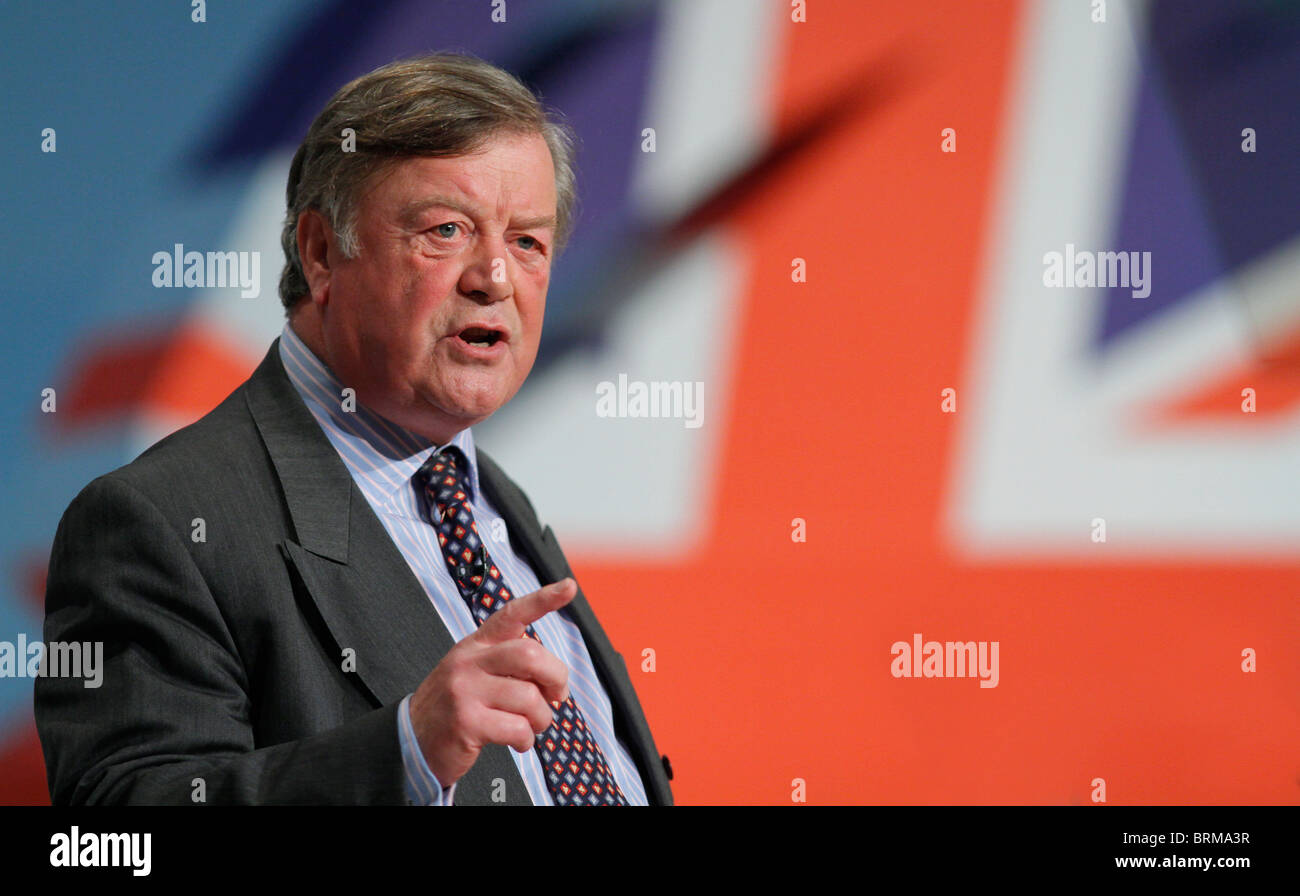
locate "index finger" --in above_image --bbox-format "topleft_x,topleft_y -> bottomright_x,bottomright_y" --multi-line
476,577 -> 577,645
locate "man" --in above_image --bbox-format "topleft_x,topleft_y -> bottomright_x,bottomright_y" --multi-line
35,53 -> 673,806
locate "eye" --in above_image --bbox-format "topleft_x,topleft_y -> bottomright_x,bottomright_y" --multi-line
433,222 -> 460,239
516,235 -> 542,252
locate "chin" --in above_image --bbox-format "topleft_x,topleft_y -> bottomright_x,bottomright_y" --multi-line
432,391 -> 508,426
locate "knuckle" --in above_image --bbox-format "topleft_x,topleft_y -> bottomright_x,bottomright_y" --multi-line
441,649 -> 473,680
521,639 -> 547,667
449,694 -> 477,731
513,718 -> 536,749
443,665 -> 470,697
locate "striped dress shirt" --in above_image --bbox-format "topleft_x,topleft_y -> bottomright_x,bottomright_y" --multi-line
277,324 -> 647,805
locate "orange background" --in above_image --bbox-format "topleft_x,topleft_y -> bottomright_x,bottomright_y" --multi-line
579,0 -> 1300,805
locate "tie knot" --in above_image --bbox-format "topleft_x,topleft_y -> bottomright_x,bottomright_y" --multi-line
420,446 -> 467,486
417,446 -> 473,523
438,445 -> 465,471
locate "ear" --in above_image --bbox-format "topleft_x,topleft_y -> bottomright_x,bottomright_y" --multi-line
297,208 -> 334,307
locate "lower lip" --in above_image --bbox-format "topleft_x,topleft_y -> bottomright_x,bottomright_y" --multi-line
449,335 -> 508,360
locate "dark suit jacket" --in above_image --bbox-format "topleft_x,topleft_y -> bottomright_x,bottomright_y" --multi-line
35,339 -> 673,805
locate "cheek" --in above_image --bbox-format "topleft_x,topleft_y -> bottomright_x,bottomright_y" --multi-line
522,273 -> 549,322
375,267 -> 447,345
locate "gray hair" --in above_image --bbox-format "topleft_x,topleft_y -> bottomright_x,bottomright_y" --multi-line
278,52 -> 577,312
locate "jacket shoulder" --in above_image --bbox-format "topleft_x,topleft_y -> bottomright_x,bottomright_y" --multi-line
56,345 -> 290,550
105,373 -> 267,502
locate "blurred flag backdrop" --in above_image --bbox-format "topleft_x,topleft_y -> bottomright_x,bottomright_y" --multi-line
1,0 -> 1297,804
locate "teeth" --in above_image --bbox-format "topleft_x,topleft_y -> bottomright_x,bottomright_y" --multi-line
468,340 -> 490,347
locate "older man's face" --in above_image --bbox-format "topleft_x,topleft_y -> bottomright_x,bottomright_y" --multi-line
312,131 -> 557,442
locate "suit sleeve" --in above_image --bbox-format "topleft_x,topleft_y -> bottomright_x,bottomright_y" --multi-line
35,474 -> 407,806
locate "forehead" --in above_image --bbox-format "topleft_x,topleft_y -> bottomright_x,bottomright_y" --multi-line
359,133 -> 557,223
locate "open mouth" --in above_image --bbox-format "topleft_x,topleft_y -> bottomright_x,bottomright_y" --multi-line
456,325 -> 505,348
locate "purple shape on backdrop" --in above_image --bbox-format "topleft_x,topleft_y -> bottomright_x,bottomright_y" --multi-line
1095,0 -> 1300,350
1094,49 -> 1225,348
1147,0 -> 1300,268
205,0 -> 527,162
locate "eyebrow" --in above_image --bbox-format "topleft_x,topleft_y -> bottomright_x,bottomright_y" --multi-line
399,195 -> 556,231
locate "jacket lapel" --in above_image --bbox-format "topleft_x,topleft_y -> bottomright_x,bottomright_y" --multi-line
244,340 -> 530,805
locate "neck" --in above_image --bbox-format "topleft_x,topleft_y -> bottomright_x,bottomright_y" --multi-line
288,305 -> 327,365
284,306 -> 467,447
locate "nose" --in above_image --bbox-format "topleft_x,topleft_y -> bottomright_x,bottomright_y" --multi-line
457,233 -> 512,303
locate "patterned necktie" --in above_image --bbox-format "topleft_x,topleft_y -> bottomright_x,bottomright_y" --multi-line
418,447 -> 628,806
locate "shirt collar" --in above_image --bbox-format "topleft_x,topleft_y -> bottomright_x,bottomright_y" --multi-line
277,321 -> 481,504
